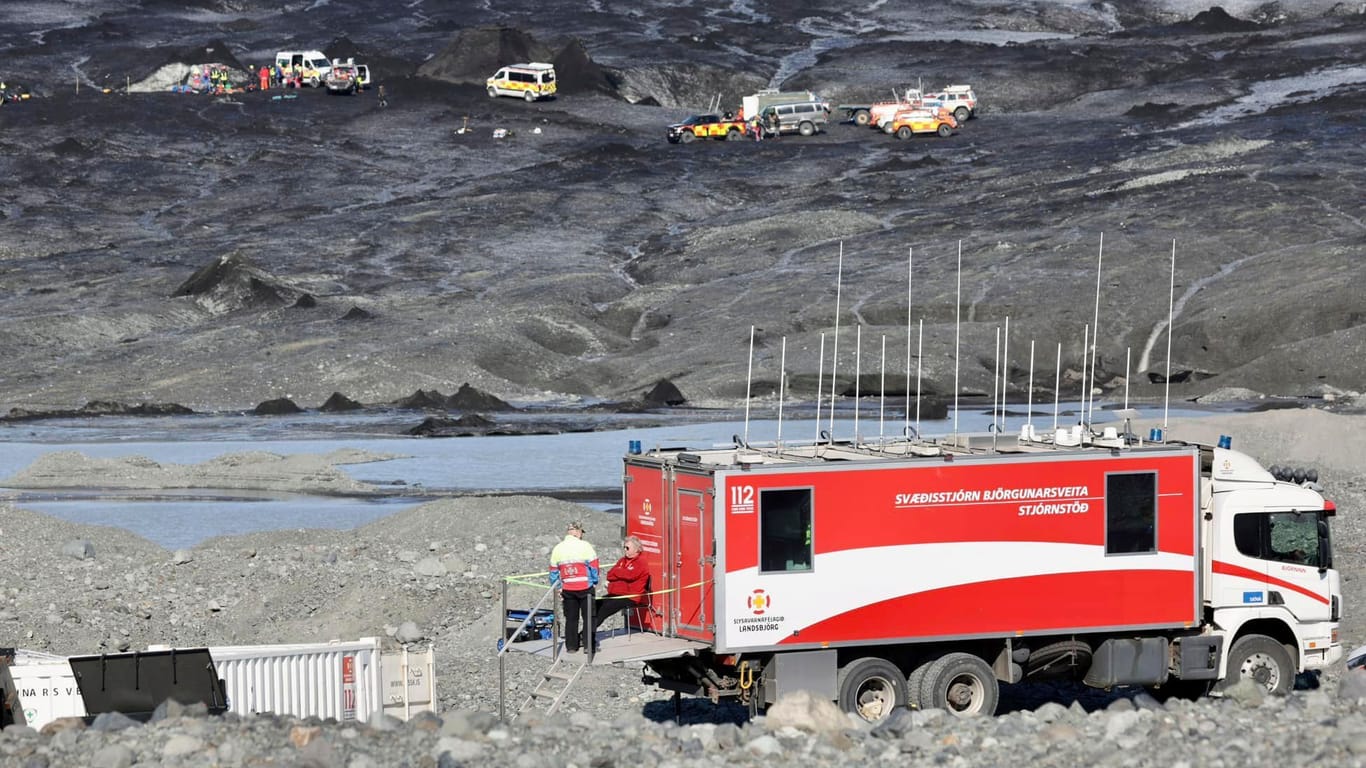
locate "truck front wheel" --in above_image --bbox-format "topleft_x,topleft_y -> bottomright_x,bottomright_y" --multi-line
1215,634 -> 1294,696
919,652 -> 999,717
937,123 -> 952,137
954,106 -> 970,123
837,657 -> 906,724
896,126 -> 912,140
853,109 -> 870,126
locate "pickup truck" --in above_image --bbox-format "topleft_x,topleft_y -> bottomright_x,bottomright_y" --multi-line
324,64 -> 361,95
666,114 -> 750,143
835,88 -> 924,127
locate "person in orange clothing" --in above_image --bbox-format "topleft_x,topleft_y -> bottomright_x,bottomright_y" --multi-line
258,65 -> 270,91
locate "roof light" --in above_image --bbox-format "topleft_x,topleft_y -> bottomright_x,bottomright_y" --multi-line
1217,435 -> 1232,449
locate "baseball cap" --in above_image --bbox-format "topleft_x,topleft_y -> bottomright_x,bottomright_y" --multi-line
567,521 -> 584,532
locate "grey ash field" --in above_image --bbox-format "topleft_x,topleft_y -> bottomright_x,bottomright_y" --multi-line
0,0 -> 1362,414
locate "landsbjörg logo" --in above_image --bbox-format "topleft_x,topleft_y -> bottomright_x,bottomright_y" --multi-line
748,589 -> 771,615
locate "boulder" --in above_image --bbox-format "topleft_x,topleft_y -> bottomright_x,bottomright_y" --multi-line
253,397 -> 303,415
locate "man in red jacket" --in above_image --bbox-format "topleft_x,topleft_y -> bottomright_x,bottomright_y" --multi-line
593,536 -> 649,637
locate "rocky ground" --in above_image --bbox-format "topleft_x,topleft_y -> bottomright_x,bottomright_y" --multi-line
4,408 -> 1366,765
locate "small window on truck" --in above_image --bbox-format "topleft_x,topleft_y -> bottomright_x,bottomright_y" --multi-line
1105,472 -> 1157,554
759,488 -> 813,573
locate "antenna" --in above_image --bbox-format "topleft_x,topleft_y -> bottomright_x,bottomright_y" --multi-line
905,247 -> 912,441
1001,315 -> 1010,438
991,325 -> 1000,451
879,334 -> 887,443
1027,339 -> 1036,439
953,240 -> 962,437
743,325 -> 755,445
1165,240 -> 1176,429
829,244 -> 843,440
916,319 -> 924,437
853,325 -> 863,443
1053,342 -> 1061,433
1124,346 -> 1131,412
815,332 -> 825,443
1089,234 -> 1104,427
1080,323 -> 1089,427
777,337 -> 787,443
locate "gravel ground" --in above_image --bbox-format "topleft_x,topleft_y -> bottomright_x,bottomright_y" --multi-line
4,408 -> 1366,765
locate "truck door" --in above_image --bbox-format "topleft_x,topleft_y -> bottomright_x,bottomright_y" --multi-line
671,471 -> 715,641
1230,508 -> 1333,621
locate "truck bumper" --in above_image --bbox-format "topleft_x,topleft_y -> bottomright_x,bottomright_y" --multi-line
1300,622 -> 1342,671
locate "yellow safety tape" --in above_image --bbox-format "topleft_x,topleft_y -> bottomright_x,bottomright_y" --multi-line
501,575 -> 712,597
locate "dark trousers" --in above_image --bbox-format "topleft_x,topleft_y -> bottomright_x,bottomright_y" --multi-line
593,596 -> 641,631
561,589 -> 592,651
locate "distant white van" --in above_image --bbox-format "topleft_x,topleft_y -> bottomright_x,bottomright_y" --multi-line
486,63 -> 557,102
275,50 -> 333,86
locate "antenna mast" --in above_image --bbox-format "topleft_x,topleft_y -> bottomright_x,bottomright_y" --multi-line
743,325 -> 755,445
815,333 -> 825,443
953,241 -> 962,438
879,334 -> 887,444
1088,233 -> 1104,426
829,244 -> 843,440
1165,240 -> 1176,429
1053,342 -> 1061,433
905,247 -> 912,440
777,337 -> 787,443
854,325 -> 862,443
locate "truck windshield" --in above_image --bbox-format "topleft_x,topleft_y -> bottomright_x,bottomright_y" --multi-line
1233,510 -> 1325,567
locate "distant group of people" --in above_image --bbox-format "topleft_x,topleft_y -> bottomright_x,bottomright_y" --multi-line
548,521 -> 649,654
182,65 -> 239,94
723,106 -> 781,142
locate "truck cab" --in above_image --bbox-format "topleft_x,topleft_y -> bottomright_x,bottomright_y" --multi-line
1203,446 -> 1341,690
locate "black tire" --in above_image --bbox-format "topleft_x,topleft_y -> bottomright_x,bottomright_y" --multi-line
487,86 -> 498,99
798,121 -> 815,137
1214,634 -> 1295,696
954,106 -> 970,123
937,123 -> 952,138
905,660 -> 934,710
896,126 -> 912,140
919,652 -> 999,717
726,128 -> 743,141
523,90 -> 536,103
679,130 -> 695,144
853,109 -> 870,126
837,657 -> 906,724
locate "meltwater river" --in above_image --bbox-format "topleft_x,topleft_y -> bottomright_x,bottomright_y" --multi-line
0,402 -> 1214,548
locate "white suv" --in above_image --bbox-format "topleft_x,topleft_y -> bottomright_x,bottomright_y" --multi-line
922,85 -> 978,123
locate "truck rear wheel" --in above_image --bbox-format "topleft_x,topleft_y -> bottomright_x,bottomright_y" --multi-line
798,121 -> 815,136
896,126 -> 912,140
837,657 -> 906,724
954,106 -> 970,123
523,90 -> 536,102
918,652 -> 998,717
853,109 -> 870,126
937,123 -> 952,137
905,660 -> 934,709
1214,634 -> 1294,696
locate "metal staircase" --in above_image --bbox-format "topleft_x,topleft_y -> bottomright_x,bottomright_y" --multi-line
519,653 -> 587,716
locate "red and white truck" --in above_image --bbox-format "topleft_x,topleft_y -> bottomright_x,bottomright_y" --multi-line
622,428 -> 1341,721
